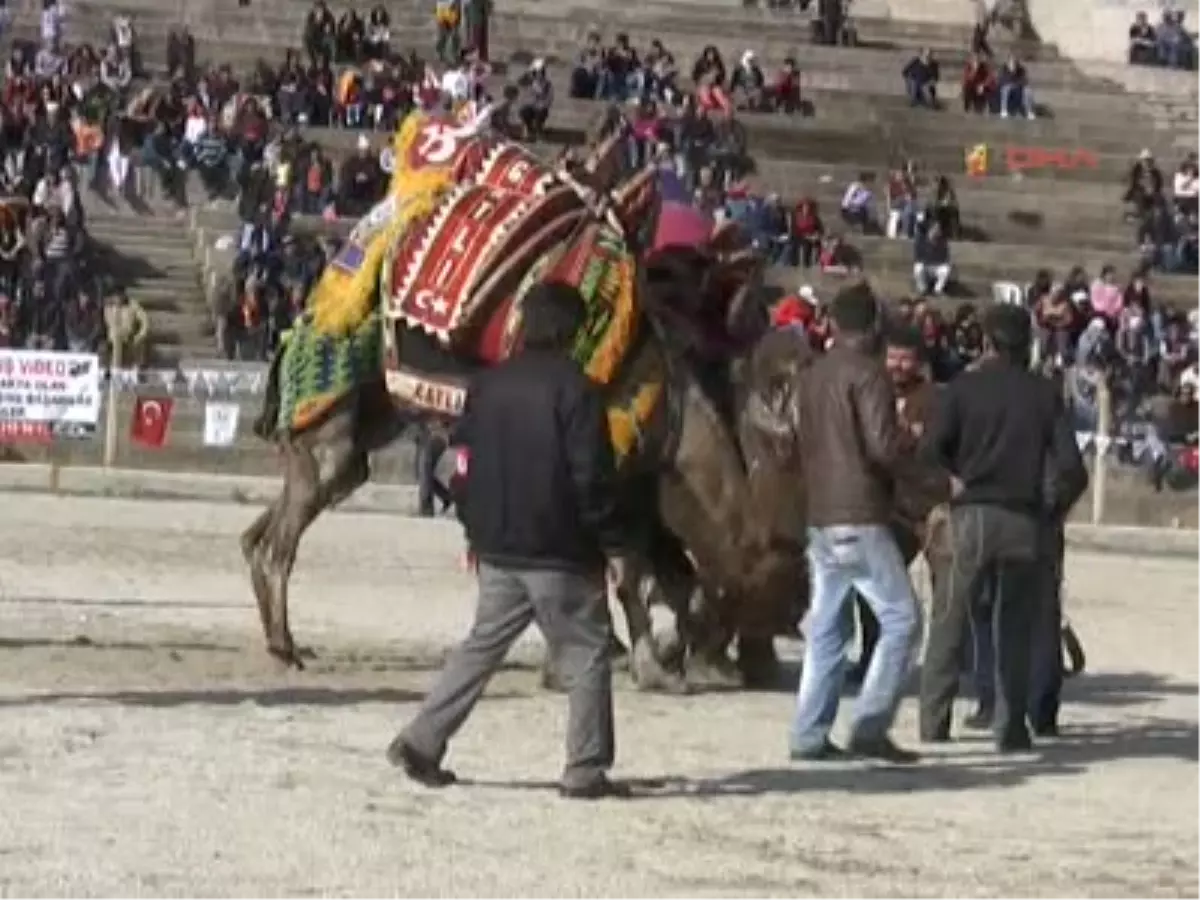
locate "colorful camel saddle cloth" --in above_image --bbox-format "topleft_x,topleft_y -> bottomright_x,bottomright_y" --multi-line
274,310 -> 385,434
271,115 -> 552,432
303,114 -> 547,339
385,222 -> 664,464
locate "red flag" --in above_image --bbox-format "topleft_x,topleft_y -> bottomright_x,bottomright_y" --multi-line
130,397 -> 174,449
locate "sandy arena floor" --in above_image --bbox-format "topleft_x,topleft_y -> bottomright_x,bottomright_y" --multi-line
0,494 -> 1195,897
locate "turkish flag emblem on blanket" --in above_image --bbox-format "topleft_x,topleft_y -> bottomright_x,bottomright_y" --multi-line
130,397 -> 175,449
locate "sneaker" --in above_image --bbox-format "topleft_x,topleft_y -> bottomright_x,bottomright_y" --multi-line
789,739 -> 849,762
559,775 -> 632,800
846,735 -> 921,765
386,736 -> 457,787
1026,110 -> 1037,120
1000,109 -> 1010,119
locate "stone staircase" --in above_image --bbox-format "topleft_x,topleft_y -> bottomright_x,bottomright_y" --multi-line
85,201 -> 210,367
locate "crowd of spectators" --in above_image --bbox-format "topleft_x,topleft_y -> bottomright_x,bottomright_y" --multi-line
12,0 -> 1193,472
1128,9 -> 1197,70
0,2 -> 157,362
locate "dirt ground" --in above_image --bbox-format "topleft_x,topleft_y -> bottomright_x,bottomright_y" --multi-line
0,495 -> 1195,898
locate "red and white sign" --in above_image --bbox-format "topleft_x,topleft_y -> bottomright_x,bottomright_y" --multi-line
476,143 -> 553,198
402,116 -> 493,184
0,350 -> 100,441
388,184 -> 532,337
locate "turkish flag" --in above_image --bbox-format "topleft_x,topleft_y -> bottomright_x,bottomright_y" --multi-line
130,397 -> 174,449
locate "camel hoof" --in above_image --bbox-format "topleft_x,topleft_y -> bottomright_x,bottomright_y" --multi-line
685,652 -> 744,691
631,639 -> 690,695
267,644 -> 306,671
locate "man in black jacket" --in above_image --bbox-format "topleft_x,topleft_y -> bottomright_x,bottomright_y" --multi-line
919,305 -> 1087,752
388,281 -> 630,799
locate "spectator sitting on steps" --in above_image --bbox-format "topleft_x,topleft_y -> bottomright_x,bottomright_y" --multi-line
730,50 -> 767,111
1173,153 -> 1199,218
770,57 -> 802,114
518,58 -> 553,142
103,287 -> 148,368
913,221 -> 953,296
192,114 -> 231,201
570,30 -> 605,99
64,286 -> 105,353
961,50 -> 995,113
1128,11 -> 1158,65
337,134 -> 384,218
997,52 -> 1037,119
1155,9 -> 1195,70
840,171 -> 876,232
902,47 -> 940,109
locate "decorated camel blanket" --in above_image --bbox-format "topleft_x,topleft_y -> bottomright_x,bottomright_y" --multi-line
266,111 -> 664,463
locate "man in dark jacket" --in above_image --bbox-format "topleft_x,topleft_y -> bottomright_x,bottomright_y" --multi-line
790,283 -> 925,764
919,304 -> 1087,752
389,281 -> 631,799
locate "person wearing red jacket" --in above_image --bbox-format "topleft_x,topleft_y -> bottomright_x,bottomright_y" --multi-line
791,197 -> 824,268
961,51 -> 996,113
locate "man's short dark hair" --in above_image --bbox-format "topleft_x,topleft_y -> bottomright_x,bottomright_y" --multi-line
885,323 -> 923,352
520,280 -> 588,352
829,283 -> 881,335
981,304 -> 1033,360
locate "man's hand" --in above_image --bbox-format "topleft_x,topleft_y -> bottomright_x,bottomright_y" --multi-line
605,554 -> 632,594
950,475 -> 965,498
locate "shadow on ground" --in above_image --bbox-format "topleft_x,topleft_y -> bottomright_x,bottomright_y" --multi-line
0,685 -> 528,708
453,716 -> 1197,800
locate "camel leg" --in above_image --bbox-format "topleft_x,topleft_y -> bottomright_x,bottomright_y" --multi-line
612,555 -> 688,694
258,424 -> 369,669
242,492 -> 282,639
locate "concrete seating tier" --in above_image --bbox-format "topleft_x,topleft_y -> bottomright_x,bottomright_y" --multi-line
35,0 -> 1053,62
83,206 -> 209,366
185,207 -> 1199,313
15,6 -> 1154,99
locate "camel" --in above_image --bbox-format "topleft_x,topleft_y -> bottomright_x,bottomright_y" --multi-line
241,111 -> 802,690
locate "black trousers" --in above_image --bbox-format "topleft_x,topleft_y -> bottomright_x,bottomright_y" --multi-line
918,504 -> 1041,746
415,429 -> 451,517
972,523 -> 1064,729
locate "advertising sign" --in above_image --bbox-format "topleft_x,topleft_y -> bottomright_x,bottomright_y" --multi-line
0,350 -> 101,442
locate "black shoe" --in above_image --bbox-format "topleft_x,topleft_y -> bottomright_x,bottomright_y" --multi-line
997,731 -> 1034,754
559,776 -> 631,800
386,737 -> 457,787
790,739 -> 849,762
963,705 -> 994,731
847,735 -> 922,764
1031,720 -> 1059,738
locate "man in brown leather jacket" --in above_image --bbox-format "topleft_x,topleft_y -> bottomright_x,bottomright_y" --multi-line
789,284 -> 927,764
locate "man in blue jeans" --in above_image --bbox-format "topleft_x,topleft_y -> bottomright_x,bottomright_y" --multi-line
790,284 -> 934,764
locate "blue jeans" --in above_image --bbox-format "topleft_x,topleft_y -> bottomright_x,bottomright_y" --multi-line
791,524 -> 920,751
999,82 -> 1035,116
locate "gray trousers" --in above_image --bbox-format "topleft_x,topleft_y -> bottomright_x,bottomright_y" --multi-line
401,562 -> 615,787
919,504 -> 1041,746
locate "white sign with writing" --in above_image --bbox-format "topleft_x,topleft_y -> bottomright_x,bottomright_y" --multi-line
203,401 -> 241,447
0,350 -> 101,431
